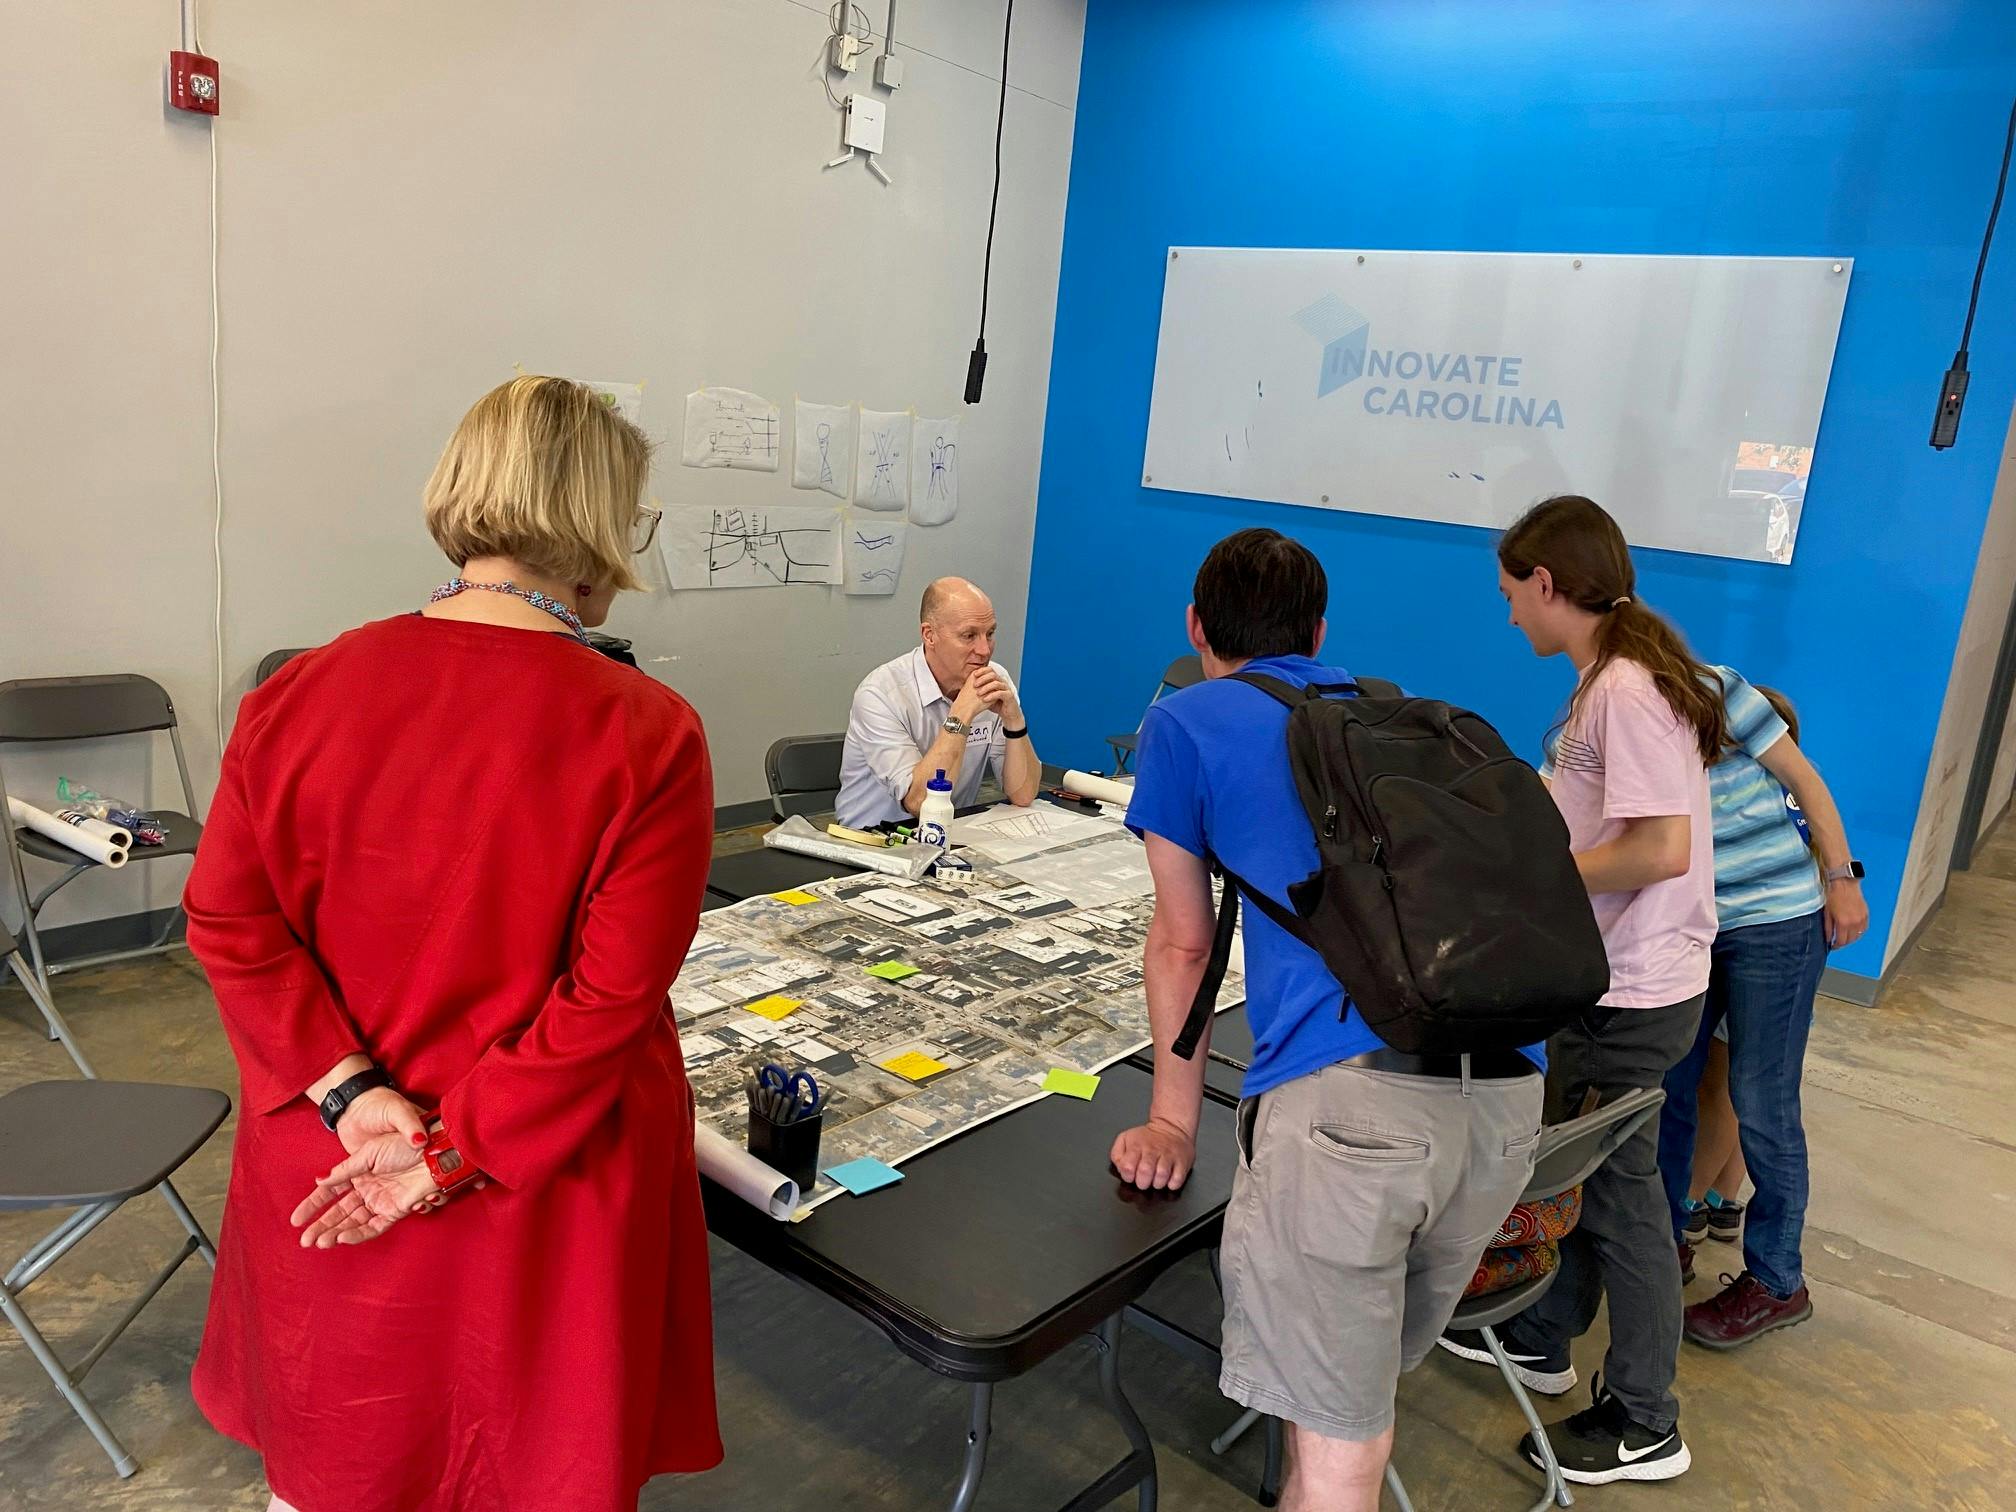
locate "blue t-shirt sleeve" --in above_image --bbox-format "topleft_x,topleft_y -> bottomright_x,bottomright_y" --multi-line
1721,668 -> 1789,761
1124,705 -> 1207,858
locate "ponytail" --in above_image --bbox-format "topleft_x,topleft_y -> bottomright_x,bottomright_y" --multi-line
1591,599 -> 1728,763
1499,495 -> 1727,763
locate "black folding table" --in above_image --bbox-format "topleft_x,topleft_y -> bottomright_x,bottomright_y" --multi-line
703,1060 -> 1237,1512
704,846 -> 868,908
1125,1006 -> 1252,1108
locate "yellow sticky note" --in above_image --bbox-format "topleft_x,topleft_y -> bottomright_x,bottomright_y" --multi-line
744,995 -> 803,1021
772,889 -> 820,905
880,1050 -> 949,1081
865,960 -> 921,981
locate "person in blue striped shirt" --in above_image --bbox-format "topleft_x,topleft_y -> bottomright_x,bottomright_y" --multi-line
1657,669 -> 1868,1350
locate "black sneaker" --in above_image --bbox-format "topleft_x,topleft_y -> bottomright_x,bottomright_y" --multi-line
1436,1329 -> 1577,1395
1682,1204 -> 1709,1241
1520,1377 -> 1690,1485
1706,1199 -> 1745,1242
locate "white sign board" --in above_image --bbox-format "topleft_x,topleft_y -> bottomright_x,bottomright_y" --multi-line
1142,249 -> 1852,565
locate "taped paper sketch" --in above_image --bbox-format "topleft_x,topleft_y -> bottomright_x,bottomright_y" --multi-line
682,387 -> 781,471
660,505 -> 841,589
843,518 -> 908,596
910,416 -> 959,525
854,409 -> 911,511
793,399 -> 856,499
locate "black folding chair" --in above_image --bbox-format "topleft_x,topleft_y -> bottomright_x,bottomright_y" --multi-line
1432,1085 -> 1667,1512
0,676 -> 205,990
1105,655 -> 1204,773
764,733 -> 846,821
0,1078 -> 229,1476
253,647 -> 311,686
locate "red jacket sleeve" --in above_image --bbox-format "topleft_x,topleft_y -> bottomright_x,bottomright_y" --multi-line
183,725 -> 363,1116
440,705 -> 714,1194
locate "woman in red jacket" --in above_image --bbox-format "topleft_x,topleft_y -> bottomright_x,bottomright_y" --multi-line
184,376 -> 720,1512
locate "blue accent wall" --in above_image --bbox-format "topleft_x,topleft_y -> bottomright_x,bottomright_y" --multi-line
1023,0 -> 2016,978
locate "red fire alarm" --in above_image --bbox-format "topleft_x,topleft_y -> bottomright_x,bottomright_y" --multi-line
169,51 -> 220,115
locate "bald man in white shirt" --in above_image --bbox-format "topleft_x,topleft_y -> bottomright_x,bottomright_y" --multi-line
835,578 -> 1042,828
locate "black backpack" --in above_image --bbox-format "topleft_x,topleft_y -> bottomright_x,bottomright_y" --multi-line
1172,673 -> 1608,1060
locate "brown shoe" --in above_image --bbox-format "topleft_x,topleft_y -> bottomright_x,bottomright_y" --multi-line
1685,1272 -> 1813,1349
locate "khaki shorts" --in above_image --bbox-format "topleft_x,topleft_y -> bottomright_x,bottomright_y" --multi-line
1218,1062 -> 1544,1440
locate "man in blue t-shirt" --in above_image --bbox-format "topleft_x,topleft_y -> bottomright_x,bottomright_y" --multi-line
1112,528 -> 1544,1512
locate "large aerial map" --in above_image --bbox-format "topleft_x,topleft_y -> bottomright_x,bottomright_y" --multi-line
675,818 -> 1244,1212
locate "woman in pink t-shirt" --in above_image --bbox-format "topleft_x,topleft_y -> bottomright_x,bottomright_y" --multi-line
1441,495 -> 1719,1488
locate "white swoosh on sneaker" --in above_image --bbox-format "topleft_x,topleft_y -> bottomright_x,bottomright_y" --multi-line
1617,1434 -> 1676,1463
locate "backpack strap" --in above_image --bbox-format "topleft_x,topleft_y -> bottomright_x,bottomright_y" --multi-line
1170,857 -> 1319,1060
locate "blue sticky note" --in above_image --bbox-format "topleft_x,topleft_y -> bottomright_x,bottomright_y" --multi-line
825,1157 -> 905,1196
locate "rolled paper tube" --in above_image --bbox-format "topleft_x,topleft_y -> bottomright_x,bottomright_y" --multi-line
693,1123 -> 799,1220
1060,770 -> 1135,809
53,808 -> 132,850
8,797 -> 128,869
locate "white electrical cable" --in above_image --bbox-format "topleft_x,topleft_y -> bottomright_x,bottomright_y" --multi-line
208,120 -> 224,757
191,0 -> 225,755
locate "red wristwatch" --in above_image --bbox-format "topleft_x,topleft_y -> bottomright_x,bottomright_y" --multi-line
422,1121 -> 481,1195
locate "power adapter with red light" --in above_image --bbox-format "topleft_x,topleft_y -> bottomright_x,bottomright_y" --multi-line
169,50 -> 220,115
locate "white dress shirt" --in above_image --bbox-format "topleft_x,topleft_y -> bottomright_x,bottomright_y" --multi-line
836,646 -> 1016,827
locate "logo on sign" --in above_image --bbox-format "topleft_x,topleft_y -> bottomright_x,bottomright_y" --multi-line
1292,294 -> 1565,431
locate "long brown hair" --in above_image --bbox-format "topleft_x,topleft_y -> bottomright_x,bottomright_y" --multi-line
1498,495 -> 1727,762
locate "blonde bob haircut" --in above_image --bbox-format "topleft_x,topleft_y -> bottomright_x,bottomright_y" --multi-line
424,376 -> 652,593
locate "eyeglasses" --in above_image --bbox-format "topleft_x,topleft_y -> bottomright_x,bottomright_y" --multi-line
632,506 -> 663,554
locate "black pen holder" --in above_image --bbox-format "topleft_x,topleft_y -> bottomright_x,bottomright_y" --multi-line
747,1107 -> 824,1195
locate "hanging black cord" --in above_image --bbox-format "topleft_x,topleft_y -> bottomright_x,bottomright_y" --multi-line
1960,97 -> 2016,360
965,0 -> 1013,404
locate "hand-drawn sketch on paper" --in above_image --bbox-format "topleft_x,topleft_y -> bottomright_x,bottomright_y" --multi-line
793,399 -> 856,499
660,505 -> 841,589
682,387 -> 781,471
854,409 -> 912,511
909,416 -> 959,525
843,518 -> 908,596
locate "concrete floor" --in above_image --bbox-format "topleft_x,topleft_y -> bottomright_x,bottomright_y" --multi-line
5,829 -> 2016,1511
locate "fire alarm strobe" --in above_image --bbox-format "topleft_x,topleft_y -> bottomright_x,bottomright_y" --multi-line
170,51 -> 220,115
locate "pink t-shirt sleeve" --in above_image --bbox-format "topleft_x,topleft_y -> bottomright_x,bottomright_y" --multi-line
1595,675 -> 1697,821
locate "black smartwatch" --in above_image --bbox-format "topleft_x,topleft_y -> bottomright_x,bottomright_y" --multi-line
319,1067 -> 394,1132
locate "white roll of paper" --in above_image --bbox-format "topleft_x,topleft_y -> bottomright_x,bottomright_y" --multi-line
693,1123 -> 800,1220
54,809 -> 131,850
1061,770 -> 1136,809
8,798 -> 128,869
762,815 -> 938,881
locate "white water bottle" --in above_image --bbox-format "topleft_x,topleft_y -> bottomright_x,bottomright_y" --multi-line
918,769 -> 955,849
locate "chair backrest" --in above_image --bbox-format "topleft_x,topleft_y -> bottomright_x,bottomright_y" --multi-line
1522,1085 -> 1665,1203
765,734 -> 847,820
254,648 -> 311,687
1160,655 -> 1205,694
0,676 -> 177,743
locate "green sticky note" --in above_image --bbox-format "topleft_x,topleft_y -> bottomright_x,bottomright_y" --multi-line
1042,1068 -> 1101,1100
865,960 -> 920,981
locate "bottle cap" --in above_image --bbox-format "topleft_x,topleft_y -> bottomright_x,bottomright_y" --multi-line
928,769 -> 952,792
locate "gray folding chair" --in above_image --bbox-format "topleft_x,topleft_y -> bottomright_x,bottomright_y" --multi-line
0,1078 -> 229,1476
1433,1085 -> 1667,1512
0,675 -> 205,990
2,918 -> 94,1075
253,647 -> 311,686
1105,655 -> 1204,773
764,733 -> 847,821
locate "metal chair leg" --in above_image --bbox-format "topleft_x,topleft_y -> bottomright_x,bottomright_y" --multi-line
1094,1312 -> 1158,1512
1212,1406 -> 1262,1455
1482,1325 -> 1573,1511
8,952 -> 95,1075
1260,1414 -> 1282,1507
0,1281 -> 139,1477
155,1180 -> 217,1267
1384,1461 -> 1416,1512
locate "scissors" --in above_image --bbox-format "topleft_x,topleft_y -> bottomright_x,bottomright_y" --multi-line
757,1062 -> 823,1120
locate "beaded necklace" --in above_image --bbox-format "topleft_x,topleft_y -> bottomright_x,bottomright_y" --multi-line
428,578 -> 589,642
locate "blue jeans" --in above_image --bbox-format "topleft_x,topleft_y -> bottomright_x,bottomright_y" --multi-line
1657,909 -> 1827,1297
